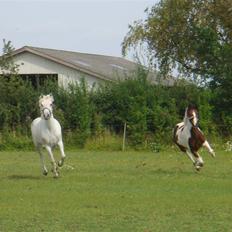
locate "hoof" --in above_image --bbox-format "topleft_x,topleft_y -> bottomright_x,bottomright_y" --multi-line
58,160 -> 64,167
43,170 -> 48,176
51,166 -> 59,172
211,151 -> 216,158
194,161 -> 203,171
194,160 -> 204,167
53,173 -> 59,178
198,162 -> 204,167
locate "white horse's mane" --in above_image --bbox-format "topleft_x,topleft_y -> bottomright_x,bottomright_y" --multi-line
39,94 -> 54,105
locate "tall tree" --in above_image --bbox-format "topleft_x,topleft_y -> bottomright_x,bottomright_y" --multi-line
122,0 -> 232,133
123,0 -> 232,81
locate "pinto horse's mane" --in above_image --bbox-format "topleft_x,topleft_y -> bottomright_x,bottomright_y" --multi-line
184,104 -> 199,125
187,103 -> 197,110
187,104 -> 198,114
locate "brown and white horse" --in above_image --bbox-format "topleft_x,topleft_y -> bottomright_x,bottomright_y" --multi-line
173,105 -> 215,171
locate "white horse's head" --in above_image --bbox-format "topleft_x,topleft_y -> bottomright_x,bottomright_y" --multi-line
39,94 -> 54,120
184,105 -> 198,126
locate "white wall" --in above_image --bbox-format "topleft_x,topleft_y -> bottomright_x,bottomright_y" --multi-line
11,52 -> 102,88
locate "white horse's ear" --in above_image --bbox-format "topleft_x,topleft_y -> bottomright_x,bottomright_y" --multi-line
39,95 -> 44,105
49,93 -> 54,102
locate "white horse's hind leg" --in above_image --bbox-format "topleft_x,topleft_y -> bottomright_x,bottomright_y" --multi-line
45,145 -> 59,178
203,140 -> 215,157
37,147 -> 48,175
57,140 -> 66,167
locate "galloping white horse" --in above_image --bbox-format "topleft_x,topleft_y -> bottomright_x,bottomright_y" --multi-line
31,94 -> 66,177
173,105 -> 215,171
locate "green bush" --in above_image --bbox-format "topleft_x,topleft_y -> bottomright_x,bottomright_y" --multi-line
0,66 -> 228,150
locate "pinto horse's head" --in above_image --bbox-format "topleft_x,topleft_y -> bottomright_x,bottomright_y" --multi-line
185,104 -> 199,126
39,94 -> 54,120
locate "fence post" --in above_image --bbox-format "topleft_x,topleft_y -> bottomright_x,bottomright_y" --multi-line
122,122 -> 127,151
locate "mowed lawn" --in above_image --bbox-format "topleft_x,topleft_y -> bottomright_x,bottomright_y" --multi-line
0,148 -> 232,232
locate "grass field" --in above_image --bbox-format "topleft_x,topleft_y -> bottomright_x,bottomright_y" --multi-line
0,148 -> 232,231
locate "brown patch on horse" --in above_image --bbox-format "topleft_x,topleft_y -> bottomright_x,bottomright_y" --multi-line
173,125 -> 187,152
187,109 -> 194,118
187,105 -> 198,117
176,143 -> 187,152
188,126 -> 206,153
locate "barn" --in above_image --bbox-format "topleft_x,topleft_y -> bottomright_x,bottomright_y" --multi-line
1,46 -> 160,88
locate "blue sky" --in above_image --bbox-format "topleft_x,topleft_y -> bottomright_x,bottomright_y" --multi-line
0,0 -> 157,60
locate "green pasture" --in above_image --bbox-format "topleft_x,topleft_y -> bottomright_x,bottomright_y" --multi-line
0,148 -> 232,231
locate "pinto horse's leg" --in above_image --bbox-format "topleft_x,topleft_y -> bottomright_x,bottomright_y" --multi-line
186,150 -> 196,163
192,151 -> 204,171
37,146 -> 48,176
45,145 -> 59,178
57,140 -> 66,167
203,140 -> 215,157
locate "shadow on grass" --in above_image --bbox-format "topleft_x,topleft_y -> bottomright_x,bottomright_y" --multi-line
7,174 -> 43,180
150,167 -> 232,180
150,167 -> 195,176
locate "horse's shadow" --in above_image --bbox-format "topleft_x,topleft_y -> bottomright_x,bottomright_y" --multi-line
149,167 -> 196,176
7,174 -> 42,180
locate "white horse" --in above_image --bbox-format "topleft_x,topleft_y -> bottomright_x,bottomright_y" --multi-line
31,94 -> 66,177
173,105 -> 215,171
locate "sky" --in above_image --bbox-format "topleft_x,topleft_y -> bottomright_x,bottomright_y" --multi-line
0,0 -> 157,60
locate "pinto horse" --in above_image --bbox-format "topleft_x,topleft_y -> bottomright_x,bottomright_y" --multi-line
173,105 -> 215,171
31,94 -> 66,177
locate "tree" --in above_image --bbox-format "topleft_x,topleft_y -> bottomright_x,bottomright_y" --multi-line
122,0 -> 232,133
94,68 -> 149,147
123,0 -> 232,80
0,40 -> 37,132
0,39 -> 19,75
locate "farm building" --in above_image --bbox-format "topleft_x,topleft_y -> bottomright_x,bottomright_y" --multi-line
0,46 -> 173,88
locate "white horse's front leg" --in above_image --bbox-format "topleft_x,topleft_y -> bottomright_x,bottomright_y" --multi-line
45,145 -> 59,178
57,140 -> 66,167
203,140 -> 215,157
37,146 -> 48,176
